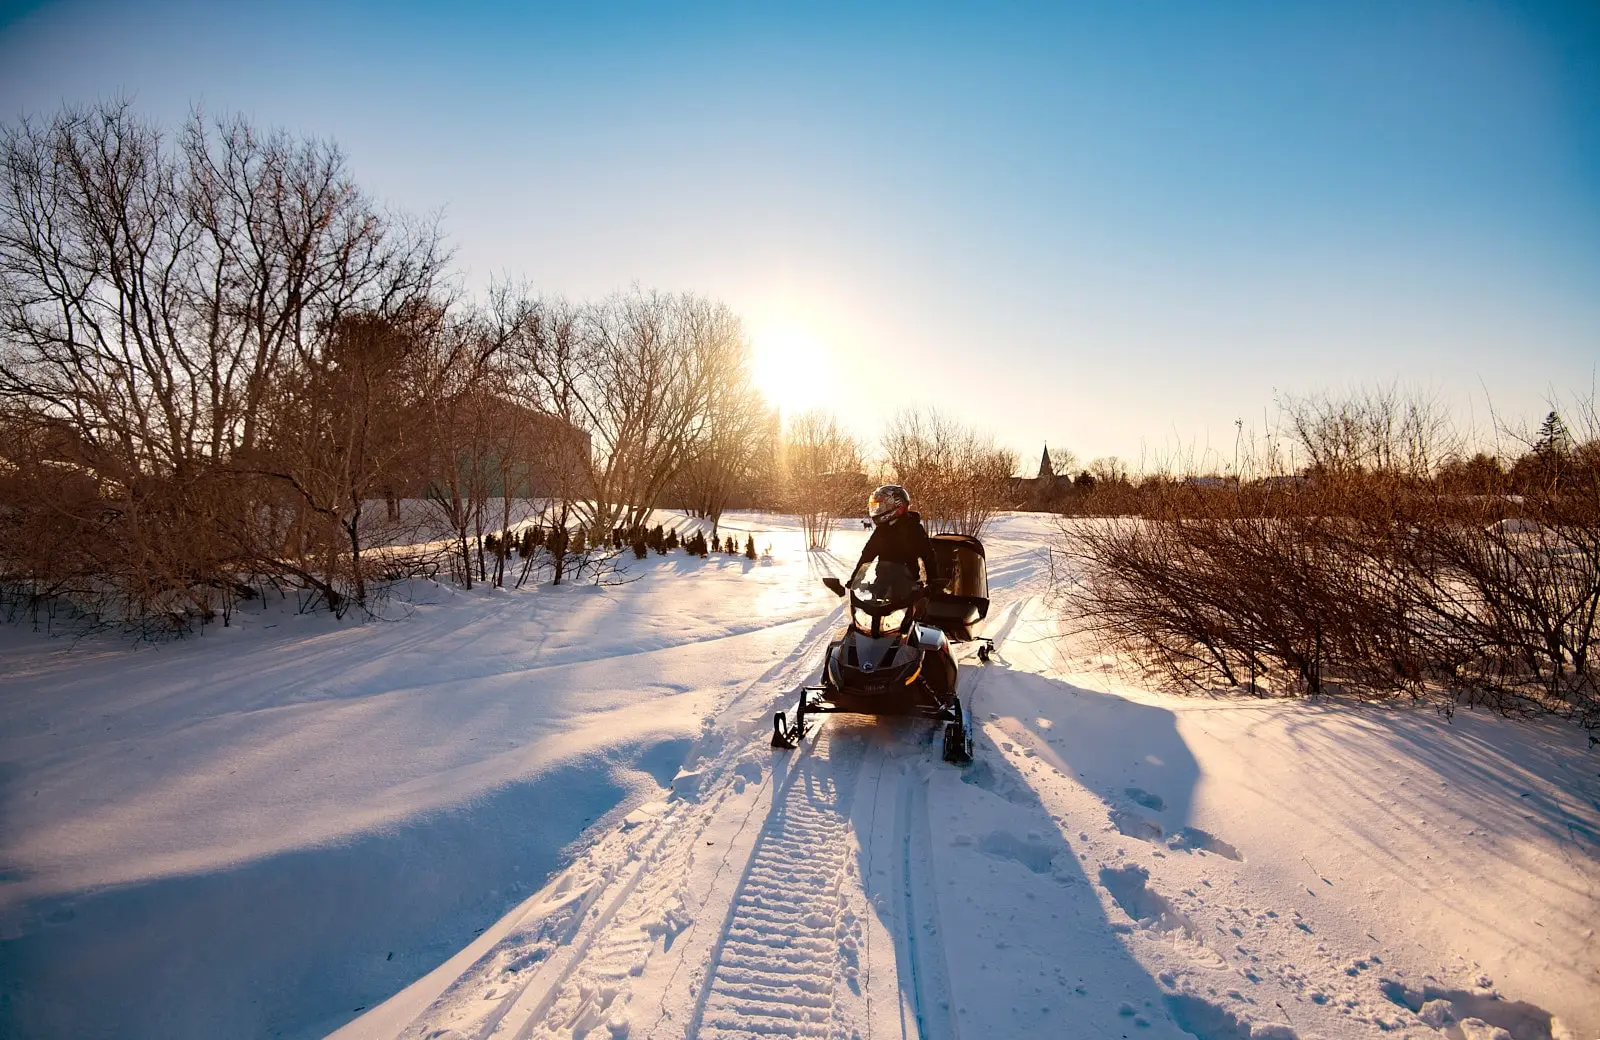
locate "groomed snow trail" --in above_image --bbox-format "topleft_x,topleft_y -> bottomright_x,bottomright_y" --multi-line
691,727 -> 866,1039
376,605 -> 852,1040
681,608 -> 1022,1040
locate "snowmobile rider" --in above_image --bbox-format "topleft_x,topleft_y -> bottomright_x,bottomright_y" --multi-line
855,484 -> 940,592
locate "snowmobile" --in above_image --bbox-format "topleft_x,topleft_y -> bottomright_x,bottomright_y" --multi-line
771,533 -> 994,764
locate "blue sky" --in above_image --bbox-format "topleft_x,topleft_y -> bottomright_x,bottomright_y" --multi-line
2,1 -> 1596,469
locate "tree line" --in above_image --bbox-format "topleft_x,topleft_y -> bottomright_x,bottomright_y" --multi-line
1035,402 -> 1598,517
0,102 -> 1019,630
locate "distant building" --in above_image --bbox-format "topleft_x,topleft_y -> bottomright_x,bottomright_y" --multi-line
1010,444 -> 1068,509
382,392 -> 591,513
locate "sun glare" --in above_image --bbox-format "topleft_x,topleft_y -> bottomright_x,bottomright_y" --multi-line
749,318 -> 834,415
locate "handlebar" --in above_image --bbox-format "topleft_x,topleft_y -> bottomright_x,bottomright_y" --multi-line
821,576 -> 948,599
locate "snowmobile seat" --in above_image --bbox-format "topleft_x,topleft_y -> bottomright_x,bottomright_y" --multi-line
924,534 -> 990,642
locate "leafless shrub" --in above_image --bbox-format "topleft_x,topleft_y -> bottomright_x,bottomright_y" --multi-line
1064,390 -> 1600,730
1418,402 -> 1600,723
1067,489 -> 1432,701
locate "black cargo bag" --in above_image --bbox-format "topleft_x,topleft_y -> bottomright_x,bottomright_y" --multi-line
924,533 -> 990,641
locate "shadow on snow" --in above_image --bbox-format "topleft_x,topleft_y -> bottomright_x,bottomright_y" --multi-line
746,661 -> 1209,1037
0,737 -> 690,1040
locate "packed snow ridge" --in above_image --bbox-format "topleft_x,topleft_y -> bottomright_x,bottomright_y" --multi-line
1,512 -> 1595,1040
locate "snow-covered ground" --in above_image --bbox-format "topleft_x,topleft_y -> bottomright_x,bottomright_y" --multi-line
1,512 -> 1596,1040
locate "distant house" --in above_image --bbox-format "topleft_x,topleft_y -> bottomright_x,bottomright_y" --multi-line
381,393 -> 591,513
0,414 -> 114,499
467,394 -> 592,498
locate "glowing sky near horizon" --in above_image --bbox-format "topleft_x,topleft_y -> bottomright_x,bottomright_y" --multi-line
1,0 -> 1596,471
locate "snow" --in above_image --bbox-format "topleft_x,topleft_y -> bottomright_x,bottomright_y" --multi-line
2,511 -> 1596,1040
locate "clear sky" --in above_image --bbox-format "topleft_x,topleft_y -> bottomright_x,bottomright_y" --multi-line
2,0 -> 1597,471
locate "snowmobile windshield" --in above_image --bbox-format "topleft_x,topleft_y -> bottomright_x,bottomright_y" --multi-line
847,560 -> 920,616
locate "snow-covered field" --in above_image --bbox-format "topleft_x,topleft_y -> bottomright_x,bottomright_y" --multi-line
1,512 -> 1596,1040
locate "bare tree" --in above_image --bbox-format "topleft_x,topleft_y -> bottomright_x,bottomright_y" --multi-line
1087,456 -> 1130,485
880,408 -> 1017,536
250,305 -> 445,609
1282,386 -> 1456,481
515,288 -> 748,536
783,409 -> 864,550
0,101 -> 444,622
415,314 -> 500,590
676,360 -> 777,539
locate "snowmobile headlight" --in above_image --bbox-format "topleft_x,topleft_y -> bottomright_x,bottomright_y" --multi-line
852,606 -> 874,633
880,607 -> 907,633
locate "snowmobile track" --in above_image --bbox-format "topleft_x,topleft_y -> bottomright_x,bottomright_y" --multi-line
401,612 -> 851,1040
896,772 -> 957,1040
887,595 -> 1024,1040
690,726 -> 867,1039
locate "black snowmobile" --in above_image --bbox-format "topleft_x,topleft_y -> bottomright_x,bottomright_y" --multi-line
772,534 -> 993,764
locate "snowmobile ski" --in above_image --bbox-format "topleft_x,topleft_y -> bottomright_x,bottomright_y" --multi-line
771,687 -> 828,748
941,694 -> 974,764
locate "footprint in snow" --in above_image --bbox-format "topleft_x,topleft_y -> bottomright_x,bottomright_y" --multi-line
1124,787 -> 1166,811
1099,864 -> 1196,939
960,759 -> 1032,806
1166,827 -> 1244,862
1380,979 -> 1560,1040
978,831 -> 1056,874
1110,809 -> 1163,842
1165,994 -> 1297,1040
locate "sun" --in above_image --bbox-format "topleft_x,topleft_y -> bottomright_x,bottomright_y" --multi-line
748,316 -> 835,414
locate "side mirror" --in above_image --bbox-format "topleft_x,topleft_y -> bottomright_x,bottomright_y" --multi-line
822,577 -> 846,597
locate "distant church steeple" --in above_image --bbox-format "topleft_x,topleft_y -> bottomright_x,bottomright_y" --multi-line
1038,444 -> 1054,481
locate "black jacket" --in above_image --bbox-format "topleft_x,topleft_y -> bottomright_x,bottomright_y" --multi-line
855,511 -> 939,584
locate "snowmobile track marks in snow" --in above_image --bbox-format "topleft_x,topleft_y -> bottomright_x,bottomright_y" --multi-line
877,594 -> 1022,1040
690,726 -> 867,1039
896,768 -> 958,1040
398,617 -> 850,1040
462,816 -> 677,1040
519,807 -> 703,1040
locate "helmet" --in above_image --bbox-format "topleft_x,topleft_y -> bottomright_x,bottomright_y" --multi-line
867,484 -> 911,526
